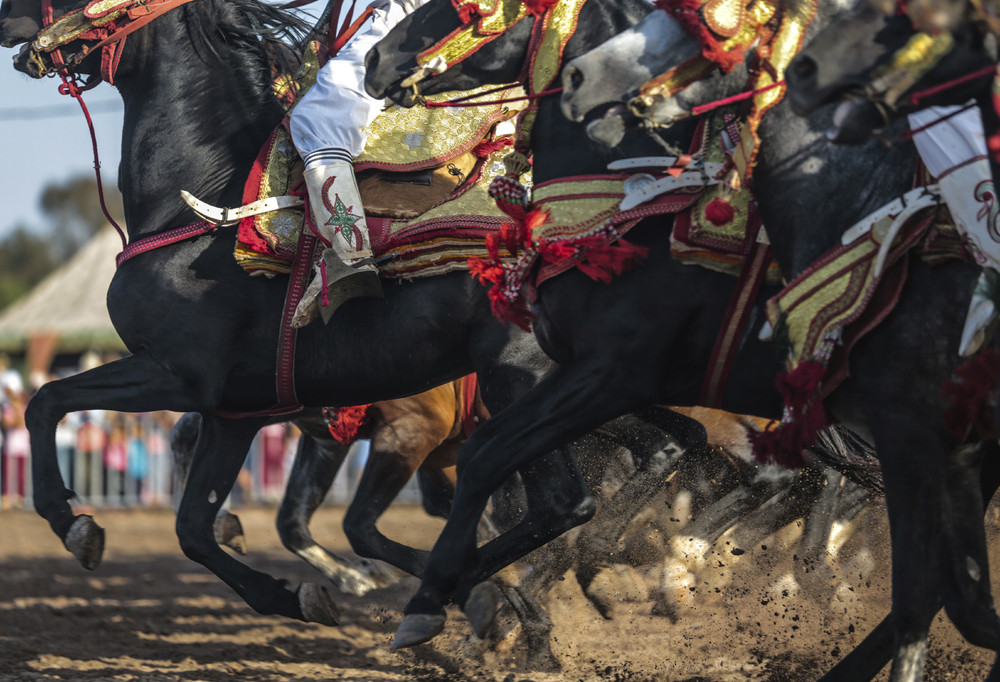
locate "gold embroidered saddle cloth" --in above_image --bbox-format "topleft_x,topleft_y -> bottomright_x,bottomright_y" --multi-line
235,75 -> 527,278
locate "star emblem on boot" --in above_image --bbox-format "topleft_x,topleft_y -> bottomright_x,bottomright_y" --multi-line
326,194 -> 363,243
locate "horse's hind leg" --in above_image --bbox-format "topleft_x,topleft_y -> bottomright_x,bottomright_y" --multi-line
170,412 -> 246,554
275,430 -> 397,596
176,413 -> 340,625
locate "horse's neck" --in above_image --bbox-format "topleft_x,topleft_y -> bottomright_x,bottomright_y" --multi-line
115,15 -> 285,239
532,100 -> 697,181
755,102 -> 916,277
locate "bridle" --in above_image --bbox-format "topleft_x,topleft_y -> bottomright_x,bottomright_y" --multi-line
30,0 -> 199,83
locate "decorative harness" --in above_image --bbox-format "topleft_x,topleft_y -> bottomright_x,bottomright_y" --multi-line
30,0 -> 200,83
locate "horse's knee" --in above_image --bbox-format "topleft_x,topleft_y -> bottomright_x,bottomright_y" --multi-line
24,384 -> 61,432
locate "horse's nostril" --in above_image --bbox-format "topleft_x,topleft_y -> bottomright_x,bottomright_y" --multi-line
571,67 -> 584,90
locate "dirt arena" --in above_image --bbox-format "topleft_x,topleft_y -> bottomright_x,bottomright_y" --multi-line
1,504 -> 997,681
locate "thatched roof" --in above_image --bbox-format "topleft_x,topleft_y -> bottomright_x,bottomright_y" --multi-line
0,227 -> 126,353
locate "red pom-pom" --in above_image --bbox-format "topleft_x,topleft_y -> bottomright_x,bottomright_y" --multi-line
705,197 -> 736,226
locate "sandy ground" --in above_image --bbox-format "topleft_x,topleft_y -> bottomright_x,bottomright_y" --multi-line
0,505 -> 997,681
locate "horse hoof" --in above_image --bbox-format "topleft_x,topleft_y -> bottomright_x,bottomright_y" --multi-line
465,581 -> 502,639
64,515 -> 105,570
338,559 -> 403,596
297,583 -> 340,626
213,512 -> 247,555
392,613 -> 446,649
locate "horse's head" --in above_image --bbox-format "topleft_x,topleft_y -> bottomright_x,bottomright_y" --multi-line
364,0 -> 536,106
0,0 -> 96,78
365,0 -> 653,110
559,9 -> 702,123
559,0 -> 819,147
784,2 -> 996,143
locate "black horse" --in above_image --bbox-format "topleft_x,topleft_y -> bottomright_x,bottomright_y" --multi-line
365,0 -> 1000,678
560,8 -> 1000,677
0,0 -> 686,627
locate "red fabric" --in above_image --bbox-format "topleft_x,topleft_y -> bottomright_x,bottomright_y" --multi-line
460,374 -> 480,437
322,404 -> 372,445
749,360 -> 828,469
941,348 -> 1000,439
523,0 -> 558,16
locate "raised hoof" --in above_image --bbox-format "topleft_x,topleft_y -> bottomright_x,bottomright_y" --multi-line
392,613 -> 446,649
64,515 -> 105,570
465,581 -> 502,640
213,511 -> 247,555
297,583 -> 340,626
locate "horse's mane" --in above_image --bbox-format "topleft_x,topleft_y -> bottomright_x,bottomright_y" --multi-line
184,0 -> 310,82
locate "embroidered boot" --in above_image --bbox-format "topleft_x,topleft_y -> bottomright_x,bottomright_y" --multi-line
293,161 -> 383,326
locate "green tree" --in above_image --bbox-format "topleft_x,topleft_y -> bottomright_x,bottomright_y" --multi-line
0,225 -> 57,309
39,175 -> 123,260
0,174 -> 122,311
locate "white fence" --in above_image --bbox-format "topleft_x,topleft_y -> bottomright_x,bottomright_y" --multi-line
0,413 -> 420,511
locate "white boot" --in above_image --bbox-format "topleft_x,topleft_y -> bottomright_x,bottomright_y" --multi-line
293,161 -> 382,326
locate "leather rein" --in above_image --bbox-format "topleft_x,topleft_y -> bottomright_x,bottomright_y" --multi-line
33,0 -> 200,83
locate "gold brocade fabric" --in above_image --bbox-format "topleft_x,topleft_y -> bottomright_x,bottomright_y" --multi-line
530,179 -> 631,243
529,0 -> 588,94
356,84 -> 525,171
767,207 -> 964,372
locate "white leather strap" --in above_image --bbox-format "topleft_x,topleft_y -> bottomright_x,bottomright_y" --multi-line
181,190 -> 304,226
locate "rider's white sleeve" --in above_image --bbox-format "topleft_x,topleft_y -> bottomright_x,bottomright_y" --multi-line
909,105 -> 1000,270
290,0 -> 430,169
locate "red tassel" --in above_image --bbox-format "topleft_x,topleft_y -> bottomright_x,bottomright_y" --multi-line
705,196 -> 736,226
748,360 -> 828,469
322,405 -> 372,444
473,136 -> 514,158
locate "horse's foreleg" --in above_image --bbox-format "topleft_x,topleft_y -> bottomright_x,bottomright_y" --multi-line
275,434 -> 391,596
343,430 -> 437,578
175,413 -> 340,625
26,354 -> 212,569
469,445 -> 596,587
394,362 -> 647,649
867,418 -> 948,682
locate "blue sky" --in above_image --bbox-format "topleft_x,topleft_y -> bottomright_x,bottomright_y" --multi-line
0,66 -> 124,238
